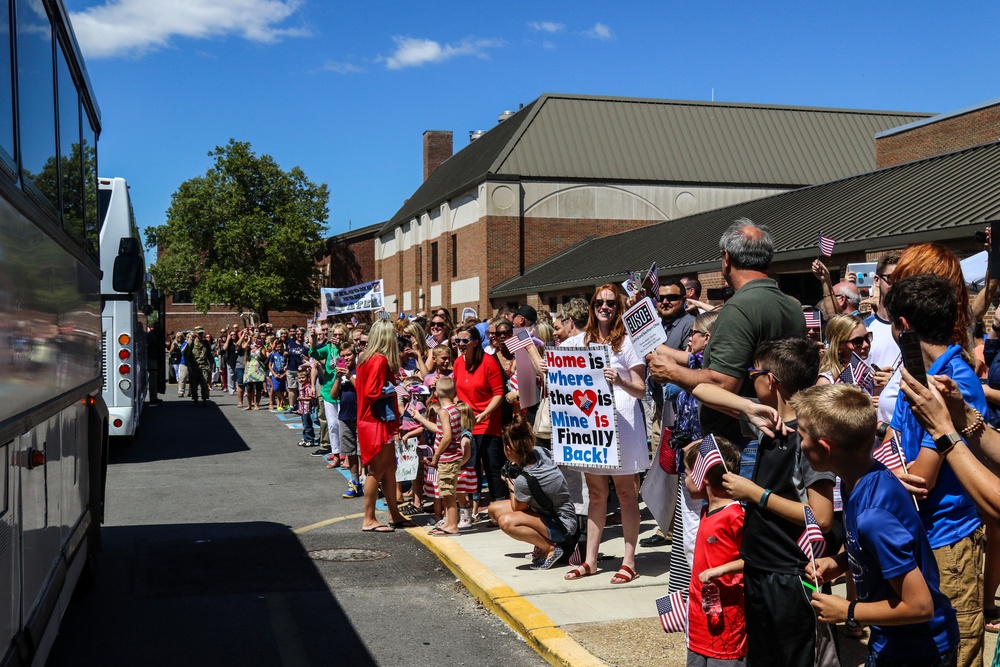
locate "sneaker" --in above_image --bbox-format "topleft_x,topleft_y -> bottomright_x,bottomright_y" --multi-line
296,440 -> 309,447
311,448 -> 331,457
342,481 -> 362,498
458,508 -> 472,530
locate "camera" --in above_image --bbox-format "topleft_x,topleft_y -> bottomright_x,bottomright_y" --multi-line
669,428 -> 694,451
500,460 -> 523,480
706,286 -> 735,302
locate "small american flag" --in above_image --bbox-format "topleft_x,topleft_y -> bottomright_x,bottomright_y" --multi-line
351,316 -> 359,326
797,506 -> 827,559
691,434 -> 726,491
647,261 -> 660,296
804,311 -> 821,329
505,329 -> 534,354
655,590 -> 687,633
872,435 -> 907,470
849,352 -> 875,395
818,233 -> 836,257
835,364 -> 855,386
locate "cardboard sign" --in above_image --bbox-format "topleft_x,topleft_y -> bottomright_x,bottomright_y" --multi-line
546,346 -> 620,470
623,297 -> 667,358
395,438 -> 419,482
320,279 -> 384,316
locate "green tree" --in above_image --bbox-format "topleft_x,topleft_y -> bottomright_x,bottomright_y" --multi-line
145,140 -> 329,322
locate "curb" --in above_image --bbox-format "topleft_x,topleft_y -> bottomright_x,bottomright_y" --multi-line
408,528 -> 607,667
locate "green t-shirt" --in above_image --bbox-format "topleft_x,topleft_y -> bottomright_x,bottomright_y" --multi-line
700,278 -> 805,442
309,342 -> 340,403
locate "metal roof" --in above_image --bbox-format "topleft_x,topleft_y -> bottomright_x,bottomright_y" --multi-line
383,93 -> 931,235
490,139 -> 1000,297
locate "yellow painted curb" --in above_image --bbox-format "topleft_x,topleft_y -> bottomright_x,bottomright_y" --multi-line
408,527 -> 607,667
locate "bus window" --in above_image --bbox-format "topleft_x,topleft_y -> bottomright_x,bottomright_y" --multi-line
1,1 -> 14,175
83,117 -> 98,255
58,41 -> 86,244
16,0 -> 58,214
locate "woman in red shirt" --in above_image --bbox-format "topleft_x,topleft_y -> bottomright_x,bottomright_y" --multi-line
356,320 -> 414,532
453,324 -> 506,503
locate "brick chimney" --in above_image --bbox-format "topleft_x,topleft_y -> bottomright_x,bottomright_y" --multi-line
423,130 -> 453,181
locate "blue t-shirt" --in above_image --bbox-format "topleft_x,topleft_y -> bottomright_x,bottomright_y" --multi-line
338,376 -> 357,422
269,352 -> 286,375
846,463 -> 958,658
889,344 -> 984,549
286,340 -> 308,373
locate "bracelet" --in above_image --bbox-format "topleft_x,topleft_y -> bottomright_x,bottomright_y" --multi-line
758,489 -> 772,510
960,409 -> 985,437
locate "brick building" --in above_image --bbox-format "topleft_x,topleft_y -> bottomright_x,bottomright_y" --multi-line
491,98 -> 1000,309
375,93 -> 928,319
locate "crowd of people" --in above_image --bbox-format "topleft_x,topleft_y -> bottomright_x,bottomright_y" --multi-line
159,217 -> 1000,667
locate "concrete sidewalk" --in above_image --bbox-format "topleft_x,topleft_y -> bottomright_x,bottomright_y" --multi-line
404,511 -> 921,667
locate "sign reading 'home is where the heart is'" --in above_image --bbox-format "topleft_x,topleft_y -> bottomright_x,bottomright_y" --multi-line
545,346 -> 621,470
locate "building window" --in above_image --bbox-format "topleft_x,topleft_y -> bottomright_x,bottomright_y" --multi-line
451,233 -> 458,277
415,246 -> 422,283
173,291 -> 192,304
431,241 -> 438,283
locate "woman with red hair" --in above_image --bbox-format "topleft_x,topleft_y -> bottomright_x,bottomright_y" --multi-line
562,284 -> 649,584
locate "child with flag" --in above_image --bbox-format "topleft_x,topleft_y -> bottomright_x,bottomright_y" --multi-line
682,435 -> 747,667
693,336 -> 839,667
796,383 -> 959,667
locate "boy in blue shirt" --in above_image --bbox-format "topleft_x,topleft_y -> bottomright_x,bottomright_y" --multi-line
797,383 -> 959,666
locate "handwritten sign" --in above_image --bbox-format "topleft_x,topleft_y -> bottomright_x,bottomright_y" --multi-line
546,346 -> 620,470
623,297 -> 667,358
320,279 -> 384,316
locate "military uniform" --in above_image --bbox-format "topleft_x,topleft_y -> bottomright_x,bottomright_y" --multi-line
186,330 -> 212,403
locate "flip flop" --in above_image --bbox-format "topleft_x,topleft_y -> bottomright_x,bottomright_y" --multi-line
610,565 -> 639,585
428,528 -> 460,536
564,562 -> 594,580
362,525 -> 394,533
390,519 -> 418,529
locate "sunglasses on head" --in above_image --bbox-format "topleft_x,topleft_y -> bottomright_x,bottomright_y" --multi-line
592,299 -> 617,308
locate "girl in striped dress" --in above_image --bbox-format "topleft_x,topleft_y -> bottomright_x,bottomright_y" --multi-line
456,402 -> 479,528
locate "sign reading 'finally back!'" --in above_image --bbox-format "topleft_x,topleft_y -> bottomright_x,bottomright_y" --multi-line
546,346 -> 621,471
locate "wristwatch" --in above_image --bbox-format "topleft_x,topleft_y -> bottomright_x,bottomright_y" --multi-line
846,601 -> 859,630
933,432 -> 962,455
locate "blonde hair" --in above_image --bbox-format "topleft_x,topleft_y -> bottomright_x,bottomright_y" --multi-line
818,314 -> 864,378
535,322 -> 554,344
434,375 -> 456,399
359,320 -> 401,372
790,384 -> 877,453
457,402 -> 476,433
403,321 -> 429,355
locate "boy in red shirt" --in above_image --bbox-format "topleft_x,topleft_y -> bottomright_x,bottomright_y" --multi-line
684,436 -> 746,667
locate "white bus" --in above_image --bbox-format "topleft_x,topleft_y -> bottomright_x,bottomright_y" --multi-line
98,177 -> 150,442
0,1 -> 143,665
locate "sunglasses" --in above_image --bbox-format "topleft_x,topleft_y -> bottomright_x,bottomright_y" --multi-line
658,294 -> 683,303
691,329 -> 708,336
877,273 -> 894,286
495,331 -> 512,338
454,338 -> 472,345
846,333 -> 873,347
429,322 -> 445,328
592,299 -> 618,308
747,367 -> 780,383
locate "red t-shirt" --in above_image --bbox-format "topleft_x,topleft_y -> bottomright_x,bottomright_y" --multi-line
687,502 -> 746,660
454,353 -> 503,436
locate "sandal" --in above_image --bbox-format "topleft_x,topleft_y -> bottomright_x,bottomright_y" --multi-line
399,503 -> 420,517
610,565 -> 639,585
428,527 -> 459,536
986,607 -> 1000,633
390,519 -> 418,529
564,563 -> 595,581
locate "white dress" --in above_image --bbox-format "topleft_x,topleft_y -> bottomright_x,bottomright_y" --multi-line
560,333 -> 650,475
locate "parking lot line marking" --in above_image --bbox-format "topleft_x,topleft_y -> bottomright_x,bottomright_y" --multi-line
293,512 -> 365,534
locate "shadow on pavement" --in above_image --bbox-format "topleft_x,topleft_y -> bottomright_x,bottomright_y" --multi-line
110,399 -> 250,464
48,522 -> 377,667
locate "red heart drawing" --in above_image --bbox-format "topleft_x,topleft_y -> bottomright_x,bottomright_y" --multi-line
573,390 -> 598,416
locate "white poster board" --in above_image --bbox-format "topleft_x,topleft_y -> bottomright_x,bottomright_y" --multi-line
623,297 -> 667,358
547,346 -> 621,470
320,279 -> 384,316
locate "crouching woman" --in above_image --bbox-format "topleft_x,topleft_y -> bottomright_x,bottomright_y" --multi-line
488,414 -> 579,570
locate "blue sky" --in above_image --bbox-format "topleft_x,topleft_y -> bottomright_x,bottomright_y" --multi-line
65,0 -> 1000,242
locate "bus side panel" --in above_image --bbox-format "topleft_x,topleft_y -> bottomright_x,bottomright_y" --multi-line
0,439 -> 18,667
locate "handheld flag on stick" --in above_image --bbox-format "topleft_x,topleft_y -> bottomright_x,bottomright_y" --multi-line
655,590 -> 688,633
798,506 -> 827,566
647,261 -> 660,297
505,329 -> 534,354
872,434 -> 906,471
818,233 -> 836,257
835,364 -> 855,386
849,353 -> 875,395
804,310 -> 821,330
691,434 -> 727,490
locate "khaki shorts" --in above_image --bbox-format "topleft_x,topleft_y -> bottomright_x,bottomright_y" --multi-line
437,460 -> 461,497
339,421 -> 358,456
286,373 -> 299,390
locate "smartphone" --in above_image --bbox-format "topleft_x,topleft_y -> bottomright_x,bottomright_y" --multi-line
975,231 -> 988,243
898,330 -> 927,386
336,357 -> 347,371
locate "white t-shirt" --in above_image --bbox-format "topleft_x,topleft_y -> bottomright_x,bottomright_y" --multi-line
865,313 -> 900,423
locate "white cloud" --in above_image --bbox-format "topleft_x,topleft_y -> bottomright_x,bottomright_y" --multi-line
322,61 -> 365,75
381,36 -> 503,70
584,22 -> 614,40
528,21 -> 565,33
70,0 -> 307,59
